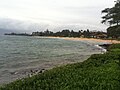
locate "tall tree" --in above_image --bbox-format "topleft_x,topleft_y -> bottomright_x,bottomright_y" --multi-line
102,0 -> 120,26
102,0 -> 120,38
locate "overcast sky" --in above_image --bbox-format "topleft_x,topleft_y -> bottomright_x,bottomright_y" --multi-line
0,0 -> 115,32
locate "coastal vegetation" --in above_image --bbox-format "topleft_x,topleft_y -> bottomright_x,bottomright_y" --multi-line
107,25 -> 120,38
31,29 -> 107,39
0,44 -> 120,90
5,29 -> 107,39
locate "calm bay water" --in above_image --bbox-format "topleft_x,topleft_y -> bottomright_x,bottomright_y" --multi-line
0,35 -> 102,84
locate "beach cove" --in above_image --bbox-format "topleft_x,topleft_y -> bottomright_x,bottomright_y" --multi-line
0,35 -> 118,84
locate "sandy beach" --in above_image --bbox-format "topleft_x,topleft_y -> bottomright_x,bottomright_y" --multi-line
45,36 -> 120,44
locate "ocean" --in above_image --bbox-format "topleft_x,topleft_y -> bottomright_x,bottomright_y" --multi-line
0,35 -> 102,84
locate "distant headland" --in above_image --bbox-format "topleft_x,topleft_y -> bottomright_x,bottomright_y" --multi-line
4,32 -> 32,36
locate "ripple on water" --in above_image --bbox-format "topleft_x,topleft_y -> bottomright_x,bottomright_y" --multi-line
0,36 -> 102,84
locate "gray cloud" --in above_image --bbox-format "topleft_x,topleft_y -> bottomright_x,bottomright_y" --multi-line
0,0 -> 115,33
0,17 -> 107,34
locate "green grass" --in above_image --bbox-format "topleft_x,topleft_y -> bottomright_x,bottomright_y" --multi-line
0,44 -> 120,90
108,44 -> 120,50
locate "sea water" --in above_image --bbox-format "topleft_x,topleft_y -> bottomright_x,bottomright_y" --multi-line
0,35 -> 102,84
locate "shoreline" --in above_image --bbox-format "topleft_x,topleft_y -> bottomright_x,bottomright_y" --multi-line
19,37 -> 112,77
1,43 -> 120,89
34,36 -> 115,56
1,43 -> 120,90
34,36 -> 119,51
34,36 -> 120,44
0,36 -> 117,85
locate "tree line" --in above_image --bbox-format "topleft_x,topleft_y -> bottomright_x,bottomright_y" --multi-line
32,29 -> 107,38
